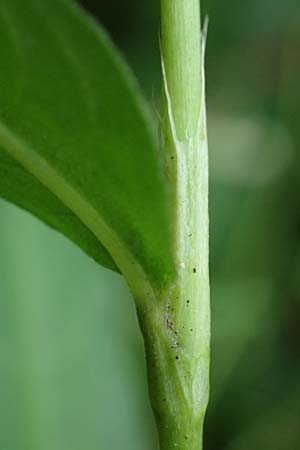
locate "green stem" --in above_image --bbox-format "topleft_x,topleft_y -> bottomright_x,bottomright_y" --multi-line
137,1 -> 210,449
161,0 -> 202,140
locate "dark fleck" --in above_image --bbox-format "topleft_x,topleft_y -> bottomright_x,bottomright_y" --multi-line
167,317 -> 174,330
193,268 -> 197,273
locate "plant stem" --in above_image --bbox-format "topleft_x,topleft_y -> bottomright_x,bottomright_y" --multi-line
161,0 -> 202,141
137,1 -> 210,449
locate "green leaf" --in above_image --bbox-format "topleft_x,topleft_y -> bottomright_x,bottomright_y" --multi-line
0,0 -> 174,289
0,152 -> 118,272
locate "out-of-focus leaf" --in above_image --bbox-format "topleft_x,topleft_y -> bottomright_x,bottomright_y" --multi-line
0,200 -> 157,450
225,389 -> 300,450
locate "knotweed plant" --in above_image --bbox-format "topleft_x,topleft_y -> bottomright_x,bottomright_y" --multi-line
0,0 -> 209,449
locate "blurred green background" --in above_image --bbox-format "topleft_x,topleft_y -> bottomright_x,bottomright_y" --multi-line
0,0 -> 299,449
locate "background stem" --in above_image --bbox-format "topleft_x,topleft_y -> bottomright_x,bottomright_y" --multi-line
137,1 -> 210,449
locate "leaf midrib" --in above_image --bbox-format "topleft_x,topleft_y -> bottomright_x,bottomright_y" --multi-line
0,122 -> 156,300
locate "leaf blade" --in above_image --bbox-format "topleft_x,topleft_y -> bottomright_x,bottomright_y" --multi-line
0,0 -> 174,288
0,149 -> 118,271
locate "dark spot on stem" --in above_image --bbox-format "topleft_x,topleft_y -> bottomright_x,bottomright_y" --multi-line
167,317 -> 174,330
193,268 -> 197,273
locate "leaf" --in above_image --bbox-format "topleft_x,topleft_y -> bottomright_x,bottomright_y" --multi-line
0,0 -> 174,289
0,152 -> 118,272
